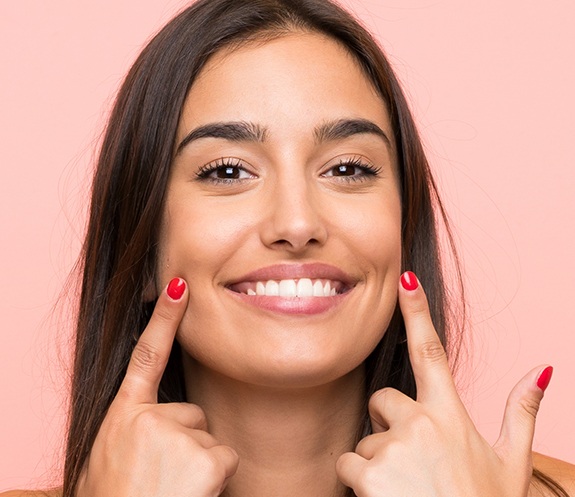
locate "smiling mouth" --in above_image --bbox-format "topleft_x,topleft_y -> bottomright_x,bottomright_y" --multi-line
228,278 -> 350,298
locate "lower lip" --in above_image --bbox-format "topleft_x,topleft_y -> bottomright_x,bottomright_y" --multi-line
226,290 -> 349,315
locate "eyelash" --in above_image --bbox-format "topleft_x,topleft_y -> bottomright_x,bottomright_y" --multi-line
195,157 -> 254,185
195,156 -> 381,184
322,157 -> 382,182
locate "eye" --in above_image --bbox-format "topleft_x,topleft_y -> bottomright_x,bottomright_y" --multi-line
196,158 -> 256,183
322,157 -> 381,181
208,166 -> 249,179
330,163 -> 361,177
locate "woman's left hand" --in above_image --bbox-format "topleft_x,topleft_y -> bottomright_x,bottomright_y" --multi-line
336,271 -> 552,497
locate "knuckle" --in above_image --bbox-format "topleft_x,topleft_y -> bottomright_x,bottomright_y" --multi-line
358,464 -> 384,494
410,302 -> 429,317
334,453 -> 347,475
187,403 -> 208,428
133,409 -> 163,435
407,299 -> 432,324
408,411 -> 435,439
222,445 -> 240,465
170,430 -> 198,453
369,387 -> 392,407
415,340 -> 446,364
196,451 -> 227,483
354,435 -> 370,455
517,395 -> 541,420
131,340 -> 163,374
368,387 -> 398,413
153,302 -> 177,324
355,433 -> 385,459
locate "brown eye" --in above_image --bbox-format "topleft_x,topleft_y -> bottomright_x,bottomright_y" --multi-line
333,164 -> 357,176
196,158 -> 256,183
216,166 -> 241,179
322,158 -> 380,182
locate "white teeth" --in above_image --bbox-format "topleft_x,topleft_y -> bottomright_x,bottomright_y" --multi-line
296,278 -> 314,297
278,279 -> 297,297
245,278 -> 342,297
265,280 -> 279,296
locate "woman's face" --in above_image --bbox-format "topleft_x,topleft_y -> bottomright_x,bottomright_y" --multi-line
158,32 -> 402,388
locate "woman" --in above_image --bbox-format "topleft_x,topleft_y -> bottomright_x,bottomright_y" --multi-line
3,0 -> 574,496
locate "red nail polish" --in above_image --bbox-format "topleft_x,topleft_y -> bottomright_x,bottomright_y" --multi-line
536,366 -> 553,392
400,271 -> 418,291
167,278 -> 186,300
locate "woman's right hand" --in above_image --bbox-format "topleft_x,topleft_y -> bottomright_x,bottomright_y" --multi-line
76,278 -> 239,497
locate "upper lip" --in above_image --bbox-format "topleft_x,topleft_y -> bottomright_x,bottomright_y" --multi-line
225,262 -> 358,287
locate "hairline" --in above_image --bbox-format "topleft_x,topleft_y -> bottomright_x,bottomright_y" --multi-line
198,24 -> 389,102
179,26 -> 393,151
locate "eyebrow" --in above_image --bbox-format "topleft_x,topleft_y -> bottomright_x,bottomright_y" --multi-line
176,121 -> 267,155
175,117 -> 390,155
313,118 -> 391,147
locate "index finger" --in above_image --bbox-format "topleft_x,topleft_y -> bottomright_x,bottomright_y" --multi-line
118,277 -> 188,404
399,271 -> 456,404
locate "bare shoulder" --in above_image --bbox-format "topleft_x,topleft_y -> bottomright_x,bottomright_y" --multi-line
0,490 -> 62,497
531,452 -> 575,496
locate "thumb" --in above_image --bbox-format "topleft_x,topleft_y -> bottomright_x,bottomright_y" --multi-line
494,365 -> 553,462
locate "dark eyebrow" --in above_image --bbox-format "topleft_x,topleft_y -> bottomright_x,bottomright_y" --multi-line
314,118 -> 391,147
176,121 -> 267,155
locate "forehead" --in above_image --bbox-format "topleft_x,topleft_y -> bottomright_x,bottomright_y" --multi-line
178,32 -> 393,148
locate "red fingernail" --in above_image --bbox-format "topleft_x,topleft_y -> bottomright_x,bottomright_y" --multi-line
167,278 -> 186,300
536,366 -> 553,392
400,271 -> 418,291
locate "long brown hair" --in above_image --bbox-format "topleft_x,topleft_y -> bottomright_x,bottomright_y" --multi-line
62,1 -> 567,496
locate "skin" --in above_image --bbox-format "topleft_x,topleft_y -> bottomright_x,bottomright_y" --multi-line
157,32 -> 402,496
160,32 -> 402,392
3,32 -> 575,497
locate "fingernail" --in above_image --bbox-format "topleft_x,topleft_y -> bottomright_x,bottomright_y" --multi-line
400,271 -> 418,291
536,366 -> 553,392
167,277 -> 186,301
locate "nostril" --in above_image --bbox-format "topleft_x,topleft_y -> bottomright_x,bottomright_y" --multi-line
261,206 -> 328,251
272,237 -> 320,250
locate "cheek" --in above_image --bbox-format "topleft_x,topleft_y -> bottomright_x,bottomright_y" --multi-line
335,193 -> 402,267
345,194 -> 402,318
157,197 -> 252,283
155,187 -> 402,385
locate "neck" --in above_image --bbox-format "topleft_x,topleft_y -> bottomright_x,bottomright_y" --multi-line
184,361 -> 365,497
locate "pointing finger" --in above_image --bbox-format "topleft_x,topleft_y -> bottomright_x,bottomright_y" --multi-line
399,271 -> 456,404
494,365 -> 552,465
118,277 -> 188,404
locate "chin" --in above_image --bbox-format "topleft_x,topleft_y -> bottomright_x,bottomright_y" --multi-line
177,293 -> 392,390
181,333 -> 374,391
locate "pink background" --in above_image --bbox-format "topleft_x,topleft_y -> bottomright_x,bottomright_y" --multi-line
1,0 -> 573,490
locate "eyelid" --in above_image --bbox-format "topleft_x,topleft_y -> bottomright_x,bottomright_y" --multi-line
195,156 -> 257,181
193,154 -> 380,184
320,155 -> 381,178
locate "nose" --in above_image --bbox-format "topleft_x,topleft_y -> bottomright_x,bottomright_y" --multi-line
260,176 -> 328,253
